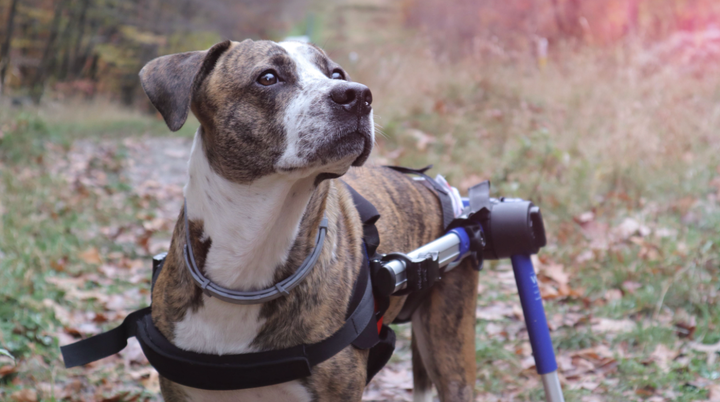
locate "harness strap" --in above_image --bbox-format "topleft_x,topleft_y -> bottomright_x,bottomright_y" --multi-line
383,165 -> 462,324
62,259 -> 378,390
136,263 -> 376,390
343,183 -> 380,258
385,165 -> 456,230
61,307 -> 150,368
61,182 -> 397,390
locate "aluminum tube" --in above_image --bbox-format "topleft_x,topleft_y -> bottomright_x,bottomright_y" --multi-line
390,232 -> 463,293
541,371 -> 565,402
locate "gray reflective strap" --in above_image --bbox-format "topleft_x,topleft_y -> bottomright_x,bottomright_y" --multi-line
183,199 -> 328,305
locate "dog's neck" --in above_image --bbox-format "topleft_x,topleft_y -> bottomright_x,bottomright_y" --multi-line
183,129 -> 319,291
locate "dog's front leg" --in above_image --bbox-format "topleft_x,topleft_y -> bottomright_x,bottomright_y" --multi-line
411,259 -> 479,402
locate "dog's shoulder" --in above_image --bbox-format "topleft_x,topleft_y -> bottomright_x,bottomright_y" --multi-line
341,165 -> 444,252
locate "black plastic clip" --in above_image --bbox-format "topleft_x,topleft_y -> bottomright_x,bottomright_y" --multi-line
382,252 -> 440,296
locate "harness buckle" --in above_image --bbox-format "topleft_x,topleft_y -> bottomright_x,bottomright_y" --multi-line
372,251 -> 441,296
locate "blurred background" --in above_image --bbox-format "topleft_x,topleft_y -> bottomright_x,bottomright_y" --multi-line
1,0 -> 720,401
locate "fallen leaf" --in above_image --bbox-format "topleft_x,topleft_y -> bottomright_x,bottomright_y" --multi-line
0,348 -> 16,376
621,281 -> 642,294
650,344 -> 678,372
709,383 -> 720,401
79,247 -> 102,264
675,316 -> 696,339
141,370 -> 160,393
604,289 -> 622,301
635,385 -> 656,397
614,218 -> 650,240
0,365 -> 16,376
476,302 -> 515,321
591,318 -> 636,334
10,389 -> 37,402
574,211 -> 595,224
540,263 -> 569,285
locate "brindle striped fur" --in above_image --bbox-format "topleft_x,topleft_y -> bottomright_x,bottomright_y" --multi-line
142,39 -> 478,401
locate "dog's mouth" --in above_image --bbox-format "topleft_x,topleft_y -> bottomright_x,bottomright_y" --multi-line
278,120 -> 374,175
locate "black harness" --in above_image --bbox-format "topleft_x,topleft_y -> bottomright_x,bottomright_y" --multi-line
61,184 -> 396,390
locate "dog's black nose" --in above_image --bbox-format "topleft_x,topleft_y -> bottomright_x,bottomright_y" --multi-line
330,83 -> 372,116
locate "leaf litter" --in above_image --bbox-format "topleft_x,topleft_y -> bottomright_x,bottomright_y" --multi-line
3,132 -> 719,401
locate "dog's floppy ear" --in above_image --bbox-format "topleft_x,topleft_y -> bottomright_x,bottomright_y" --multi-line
139,40 -> 231,132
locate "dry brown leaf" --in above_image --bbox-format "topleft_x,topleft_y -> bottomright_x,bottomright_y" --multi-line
613,218 -> 650,240
10,389 -> 37,402
675,316 -> 697,339
99,391 -> 131,402
42,298 -> 72,325
50,258 -> 67,272
541,263 -> 569,285
45,276 -> 85,291
0,364 -> 16,376
141,370 -> 160,393
621,281 -> 642,294
635,385 -> 656,397
650,344 -> 678,372
557,355 -> 574,372
79,247 -> 102,264
604,288 -> 622,301
66,288 -> 109,303
708,383 -> 720,402
476,302 -> 515,321
590,318 -> 635,334
574,211 -> 595,224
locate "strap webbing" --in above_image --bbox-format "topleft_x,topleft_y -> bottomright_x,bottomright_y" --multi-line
135,265 -> 376,390
384,165 -> 456,230
61,258 -> 378,390
61,182 -> 397,390
343,182 -> 380,257
61,307 -> 150,368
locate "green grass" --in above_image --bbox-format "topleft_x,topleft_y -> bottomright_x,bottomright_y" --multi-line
0,110 -> 173,400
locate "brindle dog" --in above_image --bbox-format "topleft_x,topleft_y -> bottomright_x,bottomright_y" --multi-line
139,39 -> 478,402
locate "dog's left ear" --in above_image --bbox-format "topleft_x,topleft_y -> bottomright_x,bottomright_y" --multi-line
139,40 -> 231,132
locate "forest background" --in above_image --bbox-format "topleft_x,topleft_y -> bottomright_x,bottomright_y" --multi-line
1,0 -> 720,401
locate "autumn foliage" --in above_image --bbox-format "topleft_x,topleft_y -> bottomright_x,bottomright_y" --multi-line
0,0 -> 307,104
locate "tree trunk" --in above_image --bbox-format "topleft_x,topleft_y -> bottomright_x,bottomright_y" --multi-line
57,1 -> 76,81
31,0 -> 68,104
0,0 -> 20,95
70,0 -> 90,78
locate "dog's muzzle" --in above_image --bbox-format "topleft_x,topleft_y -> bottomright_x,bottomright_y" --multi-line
328,82 -> 374,167
330,82 -> 372,116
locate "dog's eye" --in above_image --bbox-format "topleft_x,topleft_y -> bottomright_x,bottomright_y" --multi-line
331,69 -> 345,80
258,71 -> 278,86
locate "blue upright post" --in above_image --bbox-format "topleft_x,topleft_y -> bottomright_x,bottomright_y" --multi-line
511,254 -> 565,402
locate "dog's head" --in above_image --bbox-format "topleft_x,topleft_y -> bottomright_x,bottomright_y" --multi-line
139,40 -> 374,184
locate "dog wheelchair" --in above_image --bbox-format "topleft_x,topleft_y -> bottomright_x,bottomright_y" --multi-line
372,177 -> 564,402
61,168 -> 564,402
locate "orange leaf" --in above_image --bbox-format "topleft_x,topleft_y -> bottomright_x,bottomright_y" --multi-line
10,389 -> 37,402
78,247 -> 102,264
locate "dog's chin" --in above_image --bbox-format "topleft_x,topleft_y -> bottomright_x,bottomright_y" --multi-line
350,131 -> 373,167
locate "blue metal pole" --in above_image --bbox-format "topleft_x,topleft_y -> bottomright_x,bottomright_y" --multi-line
511,254 -> 565,402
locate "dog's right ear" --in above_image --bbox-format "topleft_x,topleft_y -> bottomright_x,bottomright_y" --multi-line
139,40 -> 231,132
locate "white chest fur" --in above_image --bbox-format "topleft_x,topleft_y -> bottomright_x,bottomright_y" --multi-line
173,132 -> 316,399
